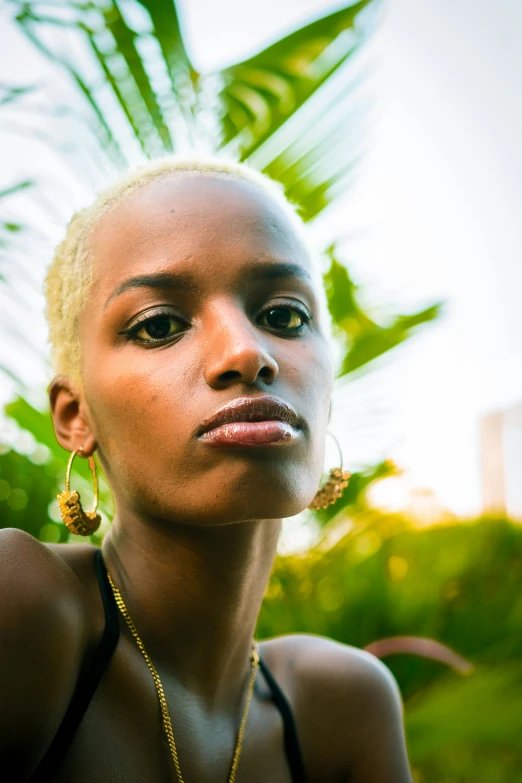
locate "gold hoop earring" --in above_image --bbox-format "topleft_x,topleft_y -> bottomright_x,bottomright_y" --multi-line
308,431 -> 351,511
57,446 -> 102,536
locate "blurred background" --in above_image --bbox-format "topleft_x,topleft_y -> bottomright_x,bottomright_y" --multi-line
1,1 -> 521,780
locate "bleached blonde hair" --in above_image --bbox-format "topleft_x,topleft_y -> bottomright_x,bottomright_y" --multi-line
44,155 -> 332,383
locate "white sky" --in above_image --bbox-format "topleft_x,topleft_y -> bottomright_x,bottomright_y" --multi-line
2,0 -> 522,519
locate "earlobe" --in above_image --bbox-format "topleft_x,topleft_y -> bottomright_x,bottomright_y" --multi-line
48,376 -> 96,455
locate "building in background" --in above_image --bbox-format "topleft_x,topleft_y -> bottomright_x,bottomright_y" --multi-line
480,403 -> 522,520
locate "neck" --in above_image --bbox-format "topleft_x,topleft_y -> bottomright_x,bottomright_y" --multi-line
101,511 -> 281,705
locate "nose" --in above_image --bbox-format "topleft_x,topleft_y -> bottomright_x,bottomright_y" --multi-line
203,300 -> 279,389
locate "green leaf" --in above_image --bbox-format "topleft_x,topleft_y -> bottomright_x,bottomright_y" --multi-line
0,82 -> 39,106
338,302 -> 444,377
220,0 -> 377,158
4,396 -> 60,456
0,180 -> 33,200
137,0 -> 194,74
322,252 -> 444,377
83,8 -> 174,155
13,11 -> 128,166
324,254 -> 366,327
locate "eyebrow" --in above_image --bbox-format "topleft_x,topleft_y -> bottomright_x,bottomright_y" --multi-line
103,262 -> 314,310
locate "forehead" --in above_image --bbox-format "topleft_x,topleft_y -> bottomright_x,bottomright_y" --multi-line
90,172 -> 312,294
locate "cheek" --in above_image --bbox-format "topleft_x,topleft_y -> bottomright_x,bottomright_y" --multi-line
280,337 -> 334,478
287,337 -> 334,422
81,351 -> 199,484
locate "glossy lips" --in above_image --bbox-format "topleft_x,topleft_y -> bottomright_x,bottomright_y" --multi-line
196,395 -> 302,447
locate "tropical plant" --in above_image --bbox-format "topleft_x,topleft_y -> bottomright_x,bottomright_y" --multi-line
258,514 -> 522,782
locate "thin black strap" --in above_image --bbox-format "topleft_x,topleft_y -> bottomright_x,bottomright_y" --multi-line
258,655 -> 307,783
29,549 -> 120,782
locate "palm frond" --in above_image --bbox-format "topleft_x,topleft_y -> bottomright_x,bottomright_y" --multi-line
220,0 -> 377,158
323,252 -> 445,378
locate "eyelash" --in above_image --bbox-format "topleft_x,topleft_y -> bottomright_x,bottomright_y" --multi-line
118,302 -> 312,345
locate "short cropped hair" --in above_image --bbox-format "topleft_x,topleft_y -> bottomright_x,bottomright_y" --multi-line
44,155 -> 333,383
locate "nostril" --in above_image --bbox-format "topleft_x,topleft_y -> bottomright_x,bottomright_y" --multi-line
220,370 -> 242,381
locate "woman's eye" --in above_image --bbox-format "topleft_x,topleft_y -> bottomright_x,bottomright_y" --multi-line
119,304 -> 309,345
259,306 -> 309,332
121,314 -> 184,343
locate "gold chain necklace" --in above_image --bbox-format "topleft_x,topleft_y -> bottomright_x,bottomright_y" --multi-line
106,568 -> 260,783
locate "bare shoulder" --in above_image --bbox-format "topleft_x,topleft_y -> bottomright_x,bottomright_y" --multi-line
0,527 -> 90,612
0,529 -> 91,775
260,633 -> 413,783
260,633 -> 404,724
266,631 -> 397,681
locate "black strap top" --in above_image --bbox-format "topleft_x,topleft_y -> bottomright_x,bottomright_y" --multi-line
28,549 -> 307,782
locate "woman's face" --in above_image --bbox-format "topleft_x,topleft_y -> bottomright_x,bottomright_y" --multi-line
76,172 -> 334,524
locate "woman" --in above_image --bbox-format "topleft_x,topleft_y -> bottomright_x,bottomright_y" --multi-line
1,157 -> 413,782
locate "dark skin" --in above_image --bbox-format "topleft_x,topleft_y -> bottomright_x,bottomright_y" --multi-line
0,173 -> 413,782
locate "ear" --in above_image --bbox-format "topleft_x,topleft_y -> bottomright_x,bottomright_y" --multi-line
48,376 -> 97,456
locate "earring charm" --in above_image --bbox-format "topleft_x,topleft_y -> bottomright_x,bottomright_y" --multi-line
57,446 -> 102,536
308,432 -> 351,511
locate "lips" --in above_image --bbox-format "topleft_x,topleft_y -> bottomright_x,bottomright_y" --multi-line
196,395 -> 302,437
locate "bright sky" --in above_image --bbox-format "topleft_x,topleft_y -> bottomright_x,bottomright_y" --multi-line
2,0 -> 522,519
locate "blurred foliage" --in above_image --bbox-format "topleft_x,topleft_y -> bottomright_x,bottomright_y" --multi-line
258,514 -> 522,782
259,515 -> 522,681
9,0 -> 377,206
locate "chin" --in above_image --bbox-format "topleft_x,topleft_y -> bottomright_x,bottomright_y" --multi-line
219,488 -> 312,524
